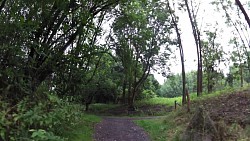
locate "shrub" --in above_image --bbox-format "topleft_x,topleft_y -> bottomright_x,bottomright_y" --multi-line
0,93 -> 89,141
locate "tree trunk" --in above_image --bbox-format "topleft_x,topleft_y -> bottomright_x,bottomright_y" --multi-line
122,77 -> 127,104
85,95 -> 94,111
240,64 -> 243,87
167,2 -> 187,105
184,0 -> 202,96
235,0 -> 250,29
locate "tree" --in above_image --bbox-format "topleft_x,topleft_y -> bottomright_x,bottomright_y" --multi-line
184,0 -> 203,96
202,29 -> 224,93
159,74 -> 183,98
167,1 -> 187,105
214,0 -> 250,74
235,0 -> 250,28
158,72 -> 197,98
229,37 -> 246,87
0,0 -> 121,103
110,0 -> 174,109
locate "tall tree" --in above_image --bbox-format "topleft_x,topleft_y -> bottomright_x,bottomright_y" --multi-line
215,0 -> 250,73
167,2 -> 187,104
184,0 -> 203,96
110,0 -> 174,109
202,29 -> 224,93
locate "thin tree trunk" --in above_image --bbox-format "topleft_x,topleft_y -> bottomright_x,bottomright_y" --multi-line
240,64 -> 243,87
184,0 -> 202,96
235,0 -> 250,29
122,77 -> 127,104
167,2 -> 187,105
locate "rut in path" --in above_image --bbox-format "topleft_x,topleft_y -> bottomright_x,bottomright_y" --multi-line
94,117 -> 151,141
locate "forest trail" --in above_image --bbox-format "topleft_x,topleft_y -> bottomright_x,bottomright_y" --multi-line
94,117 -> 151,141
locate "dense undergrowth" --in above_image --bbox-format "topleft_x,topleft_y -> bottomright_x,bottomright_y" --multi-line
0,92 -> 100,141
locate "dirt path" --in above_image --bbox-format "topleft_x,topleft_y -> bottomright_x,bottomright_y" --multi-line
94,117 -> 151,141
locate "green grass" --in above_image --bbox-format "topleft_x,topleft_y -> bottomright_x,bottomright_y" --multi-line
136,97 -> 182,106
135,109 -> 190,141
135,119 -> 172,141
136,86 -> 247,107
62,114 -> 101,141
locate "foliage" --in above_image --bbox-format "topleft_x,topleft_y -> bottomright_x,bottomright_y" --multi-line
109,0 -> 175,107
0,90 -> 100,140
158,72 -> 197,98
202,29 -> 225,93
0,0 -> 121,103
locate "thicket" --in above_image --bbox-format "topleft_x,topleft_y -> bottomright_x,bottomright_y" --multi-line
0,84 -> 97,140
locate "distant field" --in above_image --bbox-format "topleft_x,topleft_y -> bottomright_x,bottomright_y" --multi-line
136,86 -> 243,106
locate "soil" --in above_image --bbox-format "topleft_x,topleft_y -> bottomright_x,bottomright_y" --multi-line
199,89 -> 250,127
94,117 -> 151,141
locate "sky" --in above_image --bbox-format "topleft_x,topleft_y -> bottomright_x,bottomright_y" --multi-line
154,0 -> 250,84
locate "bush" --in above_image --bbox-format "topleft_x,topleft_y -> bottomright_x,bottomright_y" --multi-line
0,92 -> 92,141
137,90 -> 157,100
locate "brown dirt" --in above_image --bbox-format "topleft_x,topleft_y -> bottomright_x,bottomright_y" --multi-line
94,117 -> 151,141
199,89 -> 250,127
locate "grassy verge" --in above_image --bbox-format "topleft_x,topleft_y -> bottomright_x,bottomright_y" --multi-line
62,114 -> 101,141
135,109 -> 191,141
135,119 -> 171,141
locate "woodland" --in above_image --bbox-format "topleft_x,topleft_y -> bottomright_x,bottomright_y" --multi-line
0,0 -> 250,140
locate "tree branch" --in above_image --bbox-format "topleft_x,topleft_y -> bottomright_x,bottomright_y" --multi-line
235,0 -> 250,29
